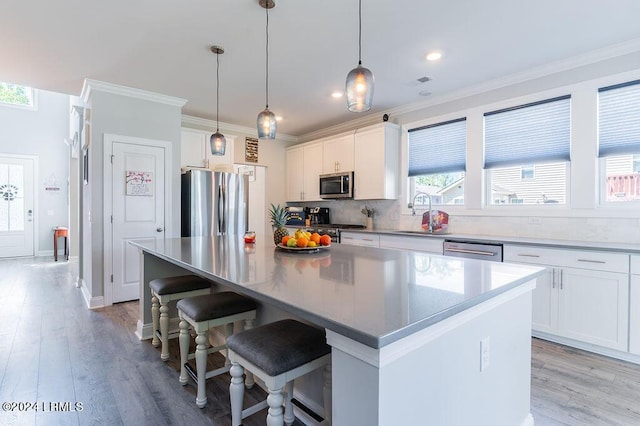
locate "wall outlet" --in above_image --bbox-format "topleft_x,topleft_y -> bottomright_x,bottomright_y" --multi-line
528,217 -> 543,225
480,337 -> 490,372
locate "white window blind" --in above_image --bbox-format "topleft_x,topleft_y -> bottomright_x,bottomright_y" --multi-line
408,118 -> 466,176
598,79 -> 640,157
484,95 -> 571,169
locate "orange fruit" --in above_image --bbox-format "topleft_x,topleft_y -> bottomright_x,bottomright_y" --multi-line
282,235 -> 291,245
297,237 -> 309,248
310,233 -> 321,244
319,235 -> 331,246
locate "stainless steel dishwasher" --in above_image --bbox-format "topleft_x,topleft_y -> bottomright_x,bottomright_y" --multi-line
443,240 -> 503,262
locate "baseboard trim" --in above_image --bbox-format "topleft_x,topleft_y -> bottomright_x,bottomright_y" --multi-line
79,279 -> 105,309
533,332 -> 640,366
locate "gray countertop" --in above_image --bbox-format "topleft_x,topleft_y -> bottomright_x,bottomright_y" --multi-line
132,236 -> 543,349
342,228 -> 640,254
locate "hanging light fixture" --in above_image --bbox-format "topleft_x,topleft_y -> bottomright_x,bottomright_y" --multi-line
210,45 -> 226,155
257,0 -> 277,139
345,0 -> 374,112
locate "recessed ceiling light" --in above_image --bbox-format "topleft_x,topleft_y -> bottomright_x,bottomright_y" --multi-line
275,116 -> 283,121
418,90 -> 432,97
331,91 -> 343,98
426,51 -> 442,61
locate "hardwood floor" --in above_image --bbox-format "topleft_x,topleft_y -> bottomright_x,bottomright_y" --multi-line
1,257 -> 639,425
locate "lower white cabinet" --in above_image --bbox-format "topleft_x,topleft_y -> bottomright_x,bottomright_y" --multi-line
504,245 -> 629,351
558,267 -> 628,351
379,235 -> 443,254
340,232 -> 379,247
631,255 -> 640,355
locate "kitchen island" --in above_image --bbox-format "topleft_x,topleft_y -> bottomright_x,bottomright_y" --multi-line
132,236 -> 543,426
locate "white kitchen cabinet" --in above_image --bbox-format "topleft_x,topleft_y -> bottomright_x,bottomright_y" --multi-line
504,245 -> 629,351
379,234 -> 443,254
630,255 -> 640,355
285,142 -> 323,202
353,123 -> 400,200
340,232 -> 379,247
558,267 -> 628,351
181,128 -> 233,169
323,133 -> 354,173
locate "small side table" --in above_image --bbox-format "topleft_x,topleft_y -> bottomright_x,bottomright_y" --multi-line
54,227 -> 69,262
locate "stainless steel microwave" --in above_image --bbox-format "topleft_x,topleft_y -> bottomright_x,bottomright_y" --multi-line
319,171 -> 353,199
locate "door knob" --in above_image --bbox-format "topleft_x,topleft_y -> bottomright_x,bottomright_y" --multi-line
156,227 -> 164,232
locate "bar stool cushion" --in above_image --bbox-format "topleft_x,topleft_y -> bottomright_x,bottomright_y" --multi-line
227,319 -> 330,376
177,292 -> 257,322
150,275 -> 210,295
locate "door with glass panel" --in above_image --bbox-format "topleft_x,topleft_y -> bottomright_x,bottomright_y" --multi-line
0,155 -> 35,257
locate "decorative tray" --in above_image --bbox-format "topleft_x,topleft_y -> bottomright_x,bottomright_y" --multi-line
276,243 -> 330,253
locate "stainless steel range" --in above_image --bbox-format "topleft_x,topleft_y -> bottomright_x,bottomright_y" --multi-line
306,223 -> 366,243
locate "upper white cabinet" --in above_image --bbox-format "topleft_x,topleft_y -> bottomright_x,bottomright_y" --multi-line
323,134 -> 354,173
285,142 -> 323,202
354,123 -> 400,200
181,128 -> 233,169
504,245 -> 629,351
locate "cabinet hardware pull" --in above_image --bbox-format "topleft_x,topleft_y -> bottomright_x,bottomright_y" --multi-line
444,248 -> 496,256
552,268 -> 555,289
363,238 -> 373,242
560,269 -> 563,290
577,259 -> 606,264
517,253 -> 540,258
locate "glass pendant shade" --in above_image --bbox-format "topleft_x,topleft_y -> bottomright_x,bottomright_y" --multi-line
210,131 -> 226,156
257,107 -> 277,139
346,64 -> 374,112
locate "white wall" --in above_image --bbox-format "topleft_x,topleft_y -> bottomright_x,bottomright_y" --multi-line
0,89 -> 69,255
83,88 -> 182,300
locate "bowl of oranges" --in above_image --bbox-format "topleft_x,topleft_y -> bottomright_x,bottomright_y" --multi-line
277,229 -> 332,253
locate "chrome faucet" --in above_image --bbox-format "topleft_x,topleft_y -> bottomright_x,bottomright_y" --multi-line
409,191 -> 433,233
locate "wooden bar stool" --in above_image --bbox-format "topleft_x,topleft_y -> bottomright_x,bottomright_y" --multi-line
53,226 -> 69,261
227,319 -> 332,426
177,292 -> 257,408
149,275 -> 211,361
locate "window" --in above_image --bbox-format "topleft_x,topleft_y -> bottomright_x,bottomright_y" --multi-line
598,79 -> 640,204
408,118 -> 466,206
521,165 -> 534,180
0,82 -> 35,108
484,96 -> 571,205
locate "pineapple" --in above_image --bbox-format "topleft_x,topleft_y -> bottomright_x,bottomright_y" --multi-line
269,203 -> 289,246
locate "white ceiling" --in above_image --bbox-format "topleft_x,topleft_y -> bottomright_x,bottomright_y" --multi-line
3,0 -> 640,137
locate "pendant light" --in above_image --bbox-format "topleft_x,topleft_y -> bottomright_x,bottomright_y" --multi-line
257,0 -> 277,139
345,0 -> 374,112
210,45 -> 226,155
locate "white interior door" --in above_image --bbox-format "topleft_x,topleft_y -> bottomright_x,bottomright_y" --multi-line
0,155 -> 35,257
111,141 -> 165,303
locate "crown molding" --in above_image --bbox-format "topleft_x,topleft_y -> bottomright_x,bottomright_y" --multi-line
181,114 -> 299,143
81,79 -> 188,107
384,37 -> 640,121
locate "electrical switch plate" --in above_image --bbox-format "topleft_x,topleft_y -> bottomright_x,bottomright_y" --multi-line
480,337 -> 490,372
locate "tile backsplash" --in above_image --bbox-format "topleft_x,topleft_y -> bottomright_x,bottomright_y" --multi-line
290,200 -> 640,244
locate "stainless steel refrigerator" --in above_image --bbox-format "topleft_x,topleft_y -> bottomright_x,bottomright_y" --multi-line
181,169 -> 248,236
